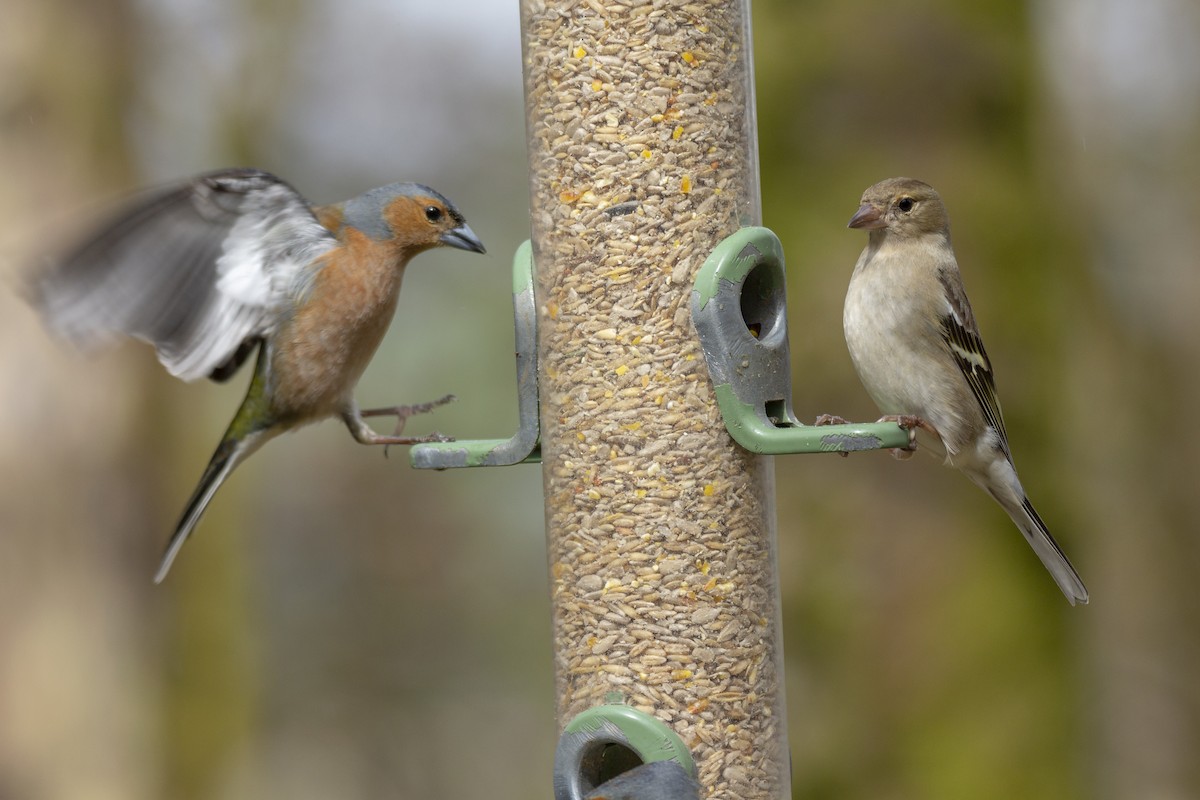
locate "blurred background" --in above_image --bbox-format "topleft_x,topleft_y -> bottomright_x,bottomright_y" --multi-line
1,0 -> 1197,798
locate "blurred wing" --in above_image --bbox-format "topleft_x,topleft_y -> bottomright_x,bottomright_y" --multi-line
32,168 -> 337,381
937,265 -> 1010,456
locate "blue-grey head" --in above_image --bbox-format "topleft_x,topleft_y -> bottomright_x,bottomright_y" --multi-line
338,182 -> 486,254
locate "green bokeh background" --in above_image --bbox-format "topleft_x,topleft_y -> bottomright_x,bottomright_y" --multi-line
2,1 -> 1197,798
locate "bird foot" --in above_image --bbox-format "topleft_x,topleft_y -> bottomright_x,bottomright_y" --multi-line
372,429 -> 457,459
354,394 -> 457,457
400,431 -> 455,444
877,414 -> 937,459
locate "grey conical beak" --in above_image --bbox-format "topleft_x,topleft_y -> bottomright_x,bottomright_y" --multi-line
440,223 -> 486,254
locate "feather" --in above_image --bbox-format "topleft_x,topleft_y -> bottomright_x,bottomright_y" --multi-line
937,266 -> 1010,457
33,169 -> 336,382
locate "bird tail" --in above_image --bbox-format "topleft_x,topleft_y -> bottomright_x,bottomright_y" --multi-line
153,427 -> 273,583
1003,494 -> 1089,606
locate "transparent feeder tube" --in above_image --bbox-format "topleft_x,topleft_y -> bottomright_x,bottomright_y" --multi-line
521,1 -> 789,798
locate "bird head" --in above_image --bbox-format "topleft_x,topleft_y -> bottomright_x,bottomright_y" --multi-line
332,182 -> 486,255
847,177 -> 949,240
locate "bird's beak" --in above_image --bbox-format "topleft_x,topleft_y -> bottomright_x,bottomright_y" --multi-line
847,203 -> 886,230
440,223 -> 487,254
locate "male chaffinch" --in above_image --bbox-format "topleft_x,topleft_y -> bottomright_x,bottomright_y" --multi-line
32,168 -> 486,582
842,177 -> 1088,605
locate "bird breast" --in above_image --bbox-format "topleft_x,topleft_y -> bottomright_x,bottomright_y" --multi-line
268,237 -> 407,421
845,249 -> 959,429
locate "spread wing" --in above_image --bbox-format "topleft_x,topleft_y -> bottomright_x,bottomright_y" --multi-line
31,168 -> 337,381
937,265 -> 1010,457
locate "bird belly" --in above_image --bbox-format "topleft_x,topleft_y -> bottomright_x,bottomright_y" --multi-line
844,272 -> 974,451
844,278 -> 921,413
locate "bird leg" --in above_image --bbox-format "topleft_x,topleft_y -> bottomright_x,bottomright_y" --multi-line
344,394 -> 456,455
877,414 -> 938,460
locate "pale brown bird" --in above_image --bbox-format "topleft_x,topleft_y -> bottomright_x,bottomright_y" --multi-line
843,177 -> 1088,605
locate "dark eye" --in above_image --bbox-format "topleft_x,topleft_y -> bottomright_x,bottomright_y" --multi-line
896,197 -> 915,213
424,205 -> 443,223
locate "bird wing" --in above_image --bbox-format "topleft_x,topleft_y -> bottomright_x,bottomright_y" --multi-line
936,265 -> 1011,457
32,168 -> 337,382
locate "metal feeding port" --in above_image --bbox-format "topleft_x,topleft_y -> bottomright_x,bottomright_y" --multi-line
553,703 -> 701,800
690,226 -> 912,455
409,241 -> 542,469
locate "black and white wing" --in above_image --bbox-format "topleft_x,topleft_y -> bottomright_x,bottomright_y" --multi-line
32,168 -> 337,381
937,265 -> 1010,457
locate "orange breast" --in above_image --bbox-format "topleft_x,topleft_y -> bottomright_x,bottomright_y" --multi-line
268,229 -> 407,422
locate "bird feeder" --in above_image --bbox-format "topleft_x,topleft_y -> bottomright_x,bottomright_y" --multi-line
413,1 -> 908,796
523,1 -> 787,797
